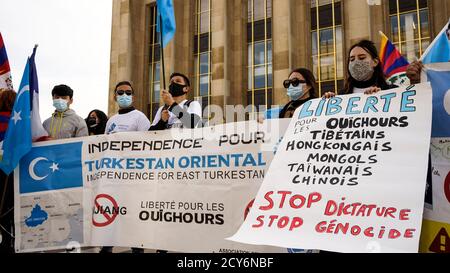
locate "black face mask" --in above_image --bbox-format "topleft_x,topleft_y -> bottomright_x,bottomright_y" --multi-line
169,82 -> 187,98
87,118 -> 98,128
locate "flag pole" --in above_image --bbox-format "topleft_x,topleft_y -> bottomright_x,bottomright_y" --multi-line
159,12 -> 167,91
0,175 -> 8,218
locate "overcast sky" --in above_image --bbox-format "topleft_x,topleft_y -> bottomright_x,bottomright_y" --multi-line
0,0 -> 113,120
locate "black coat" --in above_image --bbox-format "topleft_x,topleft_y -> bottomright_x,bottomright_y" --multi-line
279,97 -> 315,119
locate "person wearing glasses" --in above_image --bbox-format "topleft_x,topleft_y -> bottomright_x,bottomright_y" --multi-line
101,81 -> 149,254
279,68 -> 318,119
105,81 -> 151,135
43,84 -> 88,139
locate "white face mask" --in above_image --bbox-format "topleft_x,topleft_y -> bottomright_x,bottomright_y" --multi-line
117,94 -> 133,108
287,83 -> 306,101
53,99 -> 69,112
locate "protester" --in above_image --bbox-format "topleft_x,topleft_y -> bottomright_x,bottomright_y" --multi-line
105,81 -> 150,134
101,81 -> 149,253
0,89 -> 17,253
149,73 -> 202,130
279,68 -> 317,119
323,40 -> 397,99
85,109 -> 108,136
148,72 -> 202,253
42,84 -> 88,139
344,40 -> 398,94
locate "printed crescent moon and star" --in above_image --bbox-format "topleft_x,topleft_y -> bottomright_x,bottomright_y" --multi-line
444,89 -> 450,115
28,157 -> 60,181
11,85 -> 30,125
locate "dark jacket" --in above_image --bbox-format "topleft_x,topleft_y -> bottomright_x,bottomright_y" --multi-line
279,97 -> 315,119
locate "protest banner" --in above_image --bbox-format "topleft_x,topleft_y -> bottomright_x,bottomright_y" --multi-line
14,119 -> 293,253
229,83 -> 432,253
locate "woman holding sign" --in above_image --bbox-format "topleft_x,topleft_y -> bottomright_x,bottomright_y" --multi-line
323,40 -> 397,98
279,68 -> 318,119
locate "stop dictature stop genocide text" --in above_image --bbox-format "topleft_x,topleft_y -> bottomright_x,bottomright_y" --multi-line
252,191 -> 415,239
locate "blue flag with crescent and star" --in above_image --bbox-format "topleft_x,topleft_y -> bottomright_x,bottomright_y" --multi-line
19,142 -> 83,194
0,53 -> 33,174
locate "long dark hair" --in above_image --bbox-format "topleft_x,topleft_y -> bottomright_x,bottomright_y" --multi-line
343,40 -> 389,94
0,89 -> 16,112
85,109 -> 109,135
289,68 -> 318,99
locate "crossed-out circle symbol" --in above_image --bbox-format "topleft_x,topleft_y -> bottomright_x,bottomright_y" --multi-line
92,194 -> 119,227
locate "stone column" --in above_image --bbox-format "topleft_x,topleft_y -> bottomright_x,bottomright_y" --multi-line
227,0 -> 247,111
430,0 -> 450,39
108,0 -> 147,115
108,0 -> 131,116
209,0 -> 228,122
129,0 -> 147,113
369,1 -> 388,47
343,0 -> 370,53
272,0 -> 291,106
172,0 -> 195,79
291,0 -> 311,71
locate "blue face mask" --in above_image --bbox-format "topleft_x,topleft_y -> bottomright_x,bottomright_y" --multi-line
287,84 -> 306,101
117,94 -> 133,108
53,99 -> 69,112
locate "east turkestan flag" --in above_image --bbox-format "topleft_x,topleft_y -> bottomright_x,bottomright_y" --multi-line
157,0 -> 176,48
0,47 -> 47,174
421,19 -> 450,64
420,19 -> 450,138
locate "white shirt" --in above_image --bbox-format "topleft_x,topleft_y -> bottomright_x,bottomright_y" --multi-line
151,99 -> 202,129
105,109 -> 151,134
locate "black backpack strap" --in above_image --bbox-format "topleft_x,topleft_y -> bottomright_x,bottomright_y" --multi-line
184,100 -> 194,109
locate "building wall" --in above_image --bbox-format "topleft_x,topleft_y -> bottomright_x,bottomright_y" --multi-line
109,0 -> 450,120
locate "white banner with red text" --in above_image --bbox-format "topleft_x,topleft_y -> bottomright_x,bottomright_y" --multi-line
229,83 -> 432,253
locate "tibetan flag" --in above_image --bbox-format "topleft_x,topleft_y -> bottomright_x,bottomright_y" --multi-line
0,32 -> 13,90
379,31 -> 410,86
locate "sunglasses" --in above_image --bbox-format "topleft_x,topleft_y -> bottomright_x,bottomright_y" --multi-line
283,78 -> 306,89
116,90 -> 133,96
